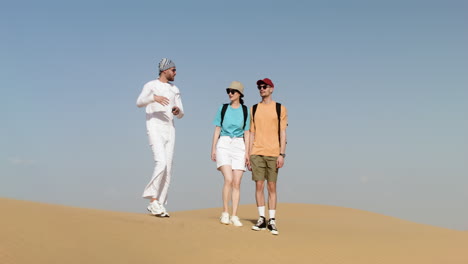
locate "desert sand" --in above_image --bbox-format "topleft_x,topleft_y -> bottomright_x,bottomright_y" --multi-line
1,198 -> 467,264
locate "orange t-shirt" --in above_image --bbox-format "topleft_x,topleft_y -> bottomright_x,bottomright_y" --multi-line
250,101 -> 288,157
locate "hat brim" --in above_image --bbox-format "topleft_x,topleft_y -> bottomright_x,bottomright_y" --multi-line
226,88 -> 244,96
256,79 -> 274,87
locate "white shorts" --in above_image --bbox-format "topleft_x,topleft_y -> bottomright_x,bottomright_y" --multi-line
216,136 -> 246,171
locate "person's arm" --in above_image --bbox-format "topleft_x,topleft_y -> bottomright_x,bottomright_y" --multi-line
247,131 -> 255,171
136,83 -> 169,107
172,90 -> 184,118
244,130 -> 250,166
277,106 -> 288,168
211,105 -> 224,162
244,108 -> 251,166
136,83 -> 154,108
277,129 -> 287,168
247,108 -> 255,171
211,126 -> 221,161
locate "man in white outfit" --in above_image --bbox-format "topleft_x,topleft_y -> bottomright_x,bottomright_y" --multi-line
136,58 -> 184,217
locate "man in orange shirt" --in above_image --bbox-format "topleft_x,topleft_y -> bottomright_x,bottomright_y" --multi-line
248,78 -> 287,235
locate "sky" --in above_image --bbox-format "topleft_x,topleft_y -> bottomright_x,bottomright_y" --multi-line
1,0 -> 467,230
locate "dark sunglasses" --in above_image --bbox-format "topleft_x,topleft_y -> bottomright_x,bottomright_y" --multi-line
226,88 -> 239,95
257,85 -> 269,90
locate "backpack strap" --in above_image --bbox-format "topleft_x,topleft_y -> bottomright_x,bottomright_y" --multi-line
252,103 -> 281,145
220,103 -> 229,127
252,104 -> 258,123
242,104 -> 248,130
276,102 -> 281,145
221,103 -> 248,130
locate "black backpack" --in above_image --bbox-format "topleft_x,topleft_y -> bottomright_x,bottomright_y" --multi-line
252,102 -> 282,143
220,103 -> 248,130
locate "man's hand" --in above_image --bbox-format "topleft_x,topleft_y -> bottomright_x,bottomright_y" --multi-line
276,156 -> 284,169
172,106 -> 180,115
154,95 -> 169,106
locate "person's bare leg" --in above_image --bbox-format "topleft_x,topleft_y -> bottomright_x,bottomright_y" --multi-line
231,170 -> 244,216
255,180 -> 265,207
219,165 -> 233,213
267,181 -> 277,210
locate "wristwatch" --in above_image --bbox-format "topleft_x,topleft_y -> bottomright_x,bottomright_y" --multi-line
279,153 -> 286,158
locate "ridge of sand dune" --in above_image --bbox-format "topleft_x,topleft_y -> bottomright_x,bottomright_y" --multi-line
1,198 -> 467,264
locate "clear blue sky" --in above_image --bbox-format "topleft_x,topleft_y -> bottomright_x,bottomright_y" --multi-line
2,0 -> 467,230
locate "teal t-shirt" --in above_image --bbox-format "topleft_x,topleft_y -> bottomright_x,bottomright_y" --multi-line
213,104 -> 250,138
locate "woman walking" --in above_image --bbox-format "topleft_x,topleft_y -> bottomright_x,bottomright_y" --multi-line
211,81 -> 250,227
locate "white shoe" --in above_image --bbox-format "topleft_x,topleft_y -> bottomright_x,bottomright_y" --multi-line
230,216 -> 243,227
147,201 -> 163,216
220,212 -> 230,225
157,202 -> 170,218
158,211 -> 170,218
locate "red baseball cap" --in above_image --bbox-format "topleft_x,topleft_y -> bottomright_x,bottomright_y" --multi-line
256,78 -> 274,88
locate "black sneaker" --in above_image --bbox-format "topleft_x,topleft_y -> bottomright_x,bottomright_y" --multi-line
267,218 -> 279,235
251,216 -> 267,231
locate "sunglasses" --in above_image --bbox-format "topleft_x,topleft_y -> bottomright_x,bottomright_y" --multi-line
226,89 -> 239,95
257,85 -> 269,90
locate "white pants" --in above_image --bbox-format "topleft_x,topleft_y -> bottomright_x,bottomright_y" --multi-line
142,124 -> 175,205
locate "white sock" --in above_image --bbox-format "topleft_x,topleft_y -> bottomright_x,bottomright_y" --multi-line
258,206 -> 265,217
269,210 -> 276,219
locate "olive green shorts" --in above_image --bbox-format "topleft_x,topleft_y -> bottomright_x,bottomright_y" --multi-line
250,155 -> 278,182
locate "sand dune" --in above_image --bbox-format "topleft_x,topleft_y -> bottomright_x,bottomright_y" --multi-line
1,198 -> 467,264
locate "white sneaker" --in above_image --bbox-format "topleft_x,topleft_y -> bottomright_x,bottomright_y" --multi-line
158,203 -> 170,217
147,201 -> 163,216
230,216 -> 243,227
220,212 -> 230,225
158,211 -> 170,218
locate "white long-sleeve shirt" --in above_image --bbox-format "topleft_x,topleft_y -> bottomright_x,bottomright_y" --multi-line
136,79 -> 184,127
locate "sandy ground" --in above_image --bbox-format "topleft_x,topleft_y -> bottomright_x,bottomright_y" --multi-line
1,198 -> 467,264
